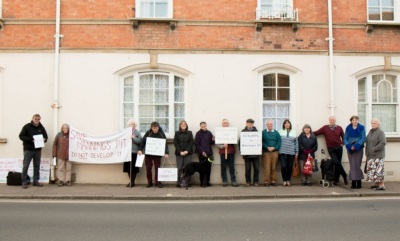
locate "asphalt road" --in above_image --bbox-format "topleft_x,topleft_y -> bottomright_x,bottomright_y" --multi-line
1,197 -> 399,241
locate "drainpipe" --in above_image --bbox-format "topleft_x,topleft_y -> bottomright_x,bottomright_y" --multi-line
52,0 -> 62,133
326,0 -> 335,116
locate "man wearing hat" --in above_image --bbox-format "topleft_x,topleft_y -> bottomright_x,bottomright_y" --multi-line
240,118 -> 261,187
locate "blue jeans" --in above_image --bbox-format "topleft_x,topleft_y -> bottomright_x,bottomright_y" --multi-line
220,153 -> 236,183
244,157 -> 259,184
22,150 -> 41,184
280,154 -> 295,182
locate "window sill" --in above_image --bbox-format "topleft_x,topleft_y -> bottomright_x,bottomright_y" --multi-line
254,19 -> 300,32
387,137 -> 400,142
365,21 -> 400,33
0,138 -> 7,143
129,18 -> 177,30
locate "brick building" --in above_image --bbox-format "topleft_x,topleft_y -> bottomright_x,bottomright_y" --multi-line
0,0 -> 399,184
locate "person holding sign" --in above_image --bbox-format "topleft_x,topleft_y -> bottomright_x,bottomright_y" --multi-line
195,121 -> 215,187
240,119 -> 261,187
19,114 -> 48,189
174,120 -> 194,187
218,119 -> 238,187
123,119 -> 142,187
52,124 -> 72,187
261,120 -> 281,187
138,122 -> 169,188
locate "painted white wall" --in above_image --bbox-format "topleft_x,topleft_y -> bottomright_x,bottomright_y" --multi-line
0,52 -> 399,184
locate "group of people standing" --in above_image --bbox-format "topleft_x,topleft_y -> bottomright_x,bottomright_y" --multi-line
19,114 -> 387,191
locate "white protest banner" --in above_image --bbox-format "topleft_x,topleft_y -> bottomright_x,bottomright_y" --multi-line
158,168 -> 178,181
144,137 -> 166,156
240,132 -> 262,155
69,127 -> 132,164
0,158 -> 50,183
215,127 -> 238,144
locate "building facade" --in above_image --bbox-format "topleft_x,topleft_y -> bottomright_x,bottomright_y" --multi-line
0,0 -> 399,184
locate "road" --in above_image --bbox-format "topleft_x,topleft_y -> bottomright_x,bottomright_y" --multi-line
1,197 -> 399,241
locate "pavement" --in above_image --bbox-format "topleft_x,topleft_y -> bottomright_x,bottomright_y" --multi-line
1,181 -> 400,201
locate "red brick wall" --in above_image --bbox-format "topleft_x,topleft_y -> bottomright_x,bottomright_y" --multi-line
0,0 -> 399,52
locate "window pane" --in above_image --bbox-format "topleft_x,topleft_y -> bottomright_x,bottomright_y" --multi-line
155,74 -> 168,88
140,1 -> 155,17
357,103 -> 367,126
139,90 -> 153,103
155,2 -> 168,17
263,103 -> 276,117
368,0 -> 380,5
378,81 -> 392,102
263,74 -> 276,87
278,74 -> 289,87
263,88 -> 276,100
139,118 -> 153,132
139,105 -> 153,117
175,103 -> 185,117
368,8 -> 381,20
124,103 -> 134,117
155,89 -> 168,103
124,87 -> 133,102
124,76 -> 133,86
155,105 -> 169,117
372,104 -> 396,132
358,77 -> 366,102
277,88 -> 290,100
382,0 -> 394,7
140,74 -> 153,88
276,104 -> 290,117
382,8 -> 394,20
157,118 -> 169,133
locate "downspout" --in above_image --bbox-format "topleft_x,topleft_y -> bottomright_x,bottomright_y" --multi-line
327,0 -> 335,116
52,0 -> 62,133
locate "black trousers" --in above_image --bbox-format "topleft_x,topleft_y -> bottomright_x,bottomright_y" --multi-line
328,146 -> 347,182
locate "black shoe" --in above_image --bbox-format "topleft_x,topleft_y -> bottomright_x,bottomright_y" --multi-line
370,185 -> 379,189
146,183 -> 153,188
22,184 -> 28,189
33,182 -> 43,187
206,183 -> 212,187
301,182 -> 306,186
307,183 -> 312,186
157,182 -> 163,188
58,181 -> 64,187
374,186 -> 385,191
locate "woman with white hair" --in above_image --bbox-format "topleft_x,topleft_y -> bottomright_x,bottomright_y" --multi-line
365,118 -> 386,190
123,119 -> 142,187
52,124 -> 71,186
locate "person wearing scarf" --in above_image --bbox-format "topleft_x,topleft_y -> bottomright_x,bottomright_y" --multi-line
344,116 -> 366,189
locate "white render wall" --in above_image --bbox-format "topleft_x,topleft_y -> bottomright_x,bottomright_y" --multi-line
0,52 -> 399,184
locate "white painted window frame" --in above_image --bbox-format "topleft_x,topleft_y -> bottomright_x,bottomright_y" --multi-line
135,0 -> 173,18
367,0 -> 400,23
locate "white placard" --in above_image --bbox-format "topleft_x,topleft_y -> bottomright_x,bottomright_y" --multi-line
215,127 -> 238,144
135,154 -> 145,167
0,158 -> 50,183
240,132 -> 262,155
69,127 -> 132,164
145,137 -> 166,156
33,134 -> 45,148
158,168 -> 178,181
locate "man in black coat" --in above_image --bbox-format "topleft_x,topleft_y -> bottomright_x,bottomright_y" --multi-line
19,114 -> 48,189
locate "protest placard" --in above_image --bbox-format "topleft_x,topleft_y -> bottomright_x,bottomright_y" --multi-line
0,158 -> 50,183
215,127 -> 238,144
240,132 -> 262,155
144,137 -> 166,156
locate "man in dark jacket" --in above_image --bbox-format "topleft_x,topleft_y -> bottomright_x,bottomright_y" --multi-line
195,121 -> 215,187
138,122 -> 169,188
240,118 -> 261,187
19,114 -> 48,189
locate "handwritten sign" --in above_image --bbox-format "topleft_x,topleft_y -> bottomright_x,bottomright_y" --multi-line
0,158 -> 50,183
69,127 -> 132,164
215,127 -> 238,144
144,137 -> 166,156
240,132 -> 262,155
158,168 -> 178,181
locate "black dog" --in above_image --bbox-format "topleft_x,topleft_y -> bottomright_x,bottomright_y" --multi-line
181,162 -> 209,188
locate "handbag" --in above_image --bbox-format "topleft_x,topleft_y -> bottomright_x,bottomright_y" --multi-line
292,161 -> 300,177
302,154 -> 313,176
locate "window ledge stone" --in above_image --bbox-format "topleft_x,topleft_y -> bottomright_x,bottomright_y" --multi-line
366,21 -> 400,33
129,18 -> 177,30
254,19 -> 300,32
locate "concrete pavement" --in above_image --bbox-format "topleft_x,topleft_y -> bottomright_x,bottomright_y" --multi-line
1,181 -> 399,200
